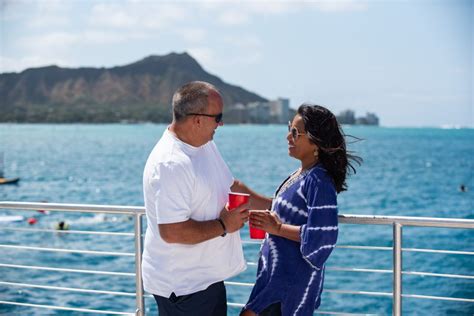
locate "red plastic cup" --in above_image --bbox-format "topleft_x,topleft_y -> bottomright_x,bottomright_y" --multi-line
228,192 -> 250,210
249,210 -> 266,239
250,226 -> 266,239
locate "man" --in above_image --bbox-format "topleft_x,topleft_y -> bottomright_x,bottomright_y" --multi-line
142,81 -> 249,316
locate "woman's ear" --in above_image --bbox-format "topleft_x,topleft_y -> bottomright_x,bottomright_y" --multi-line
313,144 -> 320,158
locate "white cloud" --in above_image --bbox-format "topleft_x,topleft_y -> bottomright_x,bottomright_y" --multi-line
88,2 -> 189,30
0,55 -> 73,73
217,10 -> 250,25
188,47 -> 217,68
89,3 -> 138,28
176,28 -> 207,43
311,0 -> 369,12
17,32 -> 79,53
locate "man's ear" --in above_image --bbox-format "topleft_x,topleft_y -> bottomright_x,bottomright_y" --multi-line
194,115 -> 202,127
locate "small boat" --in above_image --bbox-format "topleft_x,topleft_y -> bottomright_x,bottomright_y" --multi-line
0,177 -> 20,185
0,153 -> 20,185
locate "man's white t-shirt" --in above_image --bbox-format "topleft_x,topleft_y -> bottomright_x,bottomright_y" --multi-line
142,128 -> 246,297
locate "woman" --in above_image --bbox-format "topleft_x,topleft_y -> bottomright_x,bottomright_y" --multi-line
241,104 -> 361,316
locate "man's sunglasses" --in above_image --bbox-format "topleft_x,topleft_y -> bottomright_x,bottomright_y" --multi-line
288,121 -> 306,141
187,112 -> 223,123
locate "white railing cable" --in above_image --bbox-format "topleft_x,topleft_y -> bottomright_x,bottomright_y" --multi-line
336,245 -> 474,256
402,270 -> 474,280
1,202 -> 472,228
0,226 -> 134,236
402,247 -> 474,256
315,311 -> 379,316
3,262 -> 470,282
0,301 -> 133,315
402,293 -> 474,303
326,289 -> 392,297
0,201 -> 145,214
0,263 -> 134,276
224,281 -> 254,287
0,281 -> 136,296
339,214 -> 474,229
0,244 -> 134,256
326,267 -> 474,280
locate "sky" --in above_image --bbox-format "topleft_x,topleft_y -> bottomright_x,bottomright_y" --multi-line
0,0 -> 472,127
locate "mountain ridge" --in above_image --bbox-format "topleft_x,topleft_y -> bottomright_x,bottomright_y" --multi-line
0,52 -> 267,122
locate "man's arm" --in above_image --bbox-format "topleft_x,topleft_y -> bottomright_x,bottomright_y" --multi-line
231,180 -> 272,210
159,202 -> 249,244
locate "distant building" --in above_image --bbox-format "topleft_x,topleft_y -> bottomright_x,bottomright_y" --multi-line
337,110 -> 356,125
230,98 -> 290,124
225,103 -> 248,124
268,98 -> 290,124
356,112 -> 379,125
337,109 -> 379,126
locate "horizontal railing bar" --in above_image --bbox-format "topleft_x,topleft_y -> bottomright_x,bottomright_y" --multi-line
339,214 -> 474,229
336,245 -> 474,256
327,266 -> 474,280
0,300 -> 133,315
0,263 -> 134,277
403,247 -> 474,256
403,270 -> 474,280
0,281 -> 136,297
228,302 -> 245,308
0,201 -> 144,215
326,288 -> 473,303
1,202 -> 473,228
315,312 -> 379,316
325,289 -> 392,297
0,244 -> 134,256
336,245 -> 391,251
0,227 -> 134,236
327,267 -> 392,274
402,293 -> 474,303
4,262 -> 470,281
224,281 -> 254,287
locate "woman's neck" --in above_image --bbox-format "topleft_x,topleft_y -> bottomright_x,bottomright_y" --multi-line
300,158 -> 318,171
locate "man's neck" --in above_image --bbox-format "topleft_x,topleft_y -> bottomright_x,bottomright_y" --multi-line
169,122 -> 202,147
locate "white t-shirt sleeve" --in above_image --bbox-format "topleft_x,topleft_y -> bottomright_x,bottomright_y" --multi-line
150,161 -> 194,224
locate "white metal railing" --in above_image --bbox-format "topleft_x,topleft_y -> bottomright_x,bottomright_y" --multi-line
0,201 -> 473,315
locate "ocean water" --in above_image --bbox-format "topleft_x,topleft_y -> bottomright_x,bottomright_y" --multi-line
0,124 -> 473,315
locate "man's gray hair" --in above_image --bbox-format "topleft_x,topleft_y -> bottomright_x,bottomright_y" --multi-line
172,81 -> 219,122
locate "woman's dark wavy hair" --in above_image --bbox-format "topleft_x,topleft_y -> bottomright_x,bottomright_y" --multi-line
298,103 -> 362,193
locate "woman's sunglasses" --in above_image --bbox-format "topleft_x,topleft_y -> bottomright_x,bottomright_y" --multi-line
288,121 -> 306,141
187,112 -> 223,123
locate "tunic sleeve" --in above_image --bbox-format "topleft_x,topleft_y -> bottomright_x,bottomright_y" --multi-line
299,172 -> 338,270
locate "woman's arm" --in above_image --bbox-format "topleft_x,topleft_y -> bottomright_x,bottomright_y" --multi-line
249,210 -> 301,242
231,179 -> 273,210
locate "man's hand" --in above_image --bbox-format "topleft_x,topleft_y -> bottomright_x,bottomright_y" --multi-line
219,202 -> 249,233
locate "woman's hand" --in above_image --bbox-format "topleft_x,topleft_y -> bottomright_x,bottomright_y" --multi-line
249,210 -> 282,235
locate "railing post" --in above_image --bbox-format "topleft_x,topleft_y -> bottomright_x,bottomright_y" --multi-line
134,213 -> 145,316
393,223 -> 402,316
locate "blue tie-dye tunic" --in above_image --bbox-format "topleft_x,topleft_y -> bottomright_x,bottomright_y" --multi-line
244,165 -> 338,316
